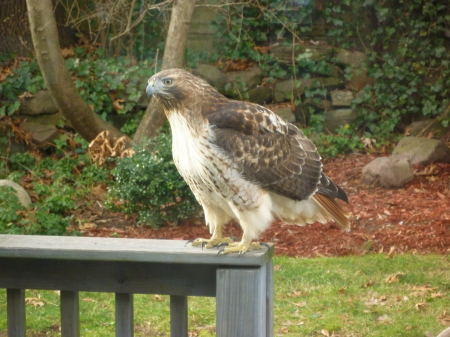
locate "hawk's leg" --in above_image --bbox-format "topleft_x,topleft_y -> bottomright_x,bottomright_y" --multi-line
190,226 -> 234,249
191,205 -> 234,249
219,233 -> 268,255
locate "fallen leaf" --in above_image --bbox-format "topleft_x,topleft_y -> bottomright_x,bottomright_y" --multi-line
274,264 -> 282,271
321,329 -> 331,336
113,99 -> 125,112
377,314 -> 392,324
152,295 -> 164,302
82,298 -> 98,303
361,280 -> 376,288
415,302 -> 429,311
25,297 -> 45,307
387,246 -> 396,258
384,272 -> 405,284
439,310 -> 450,326
280,327 -> 289,334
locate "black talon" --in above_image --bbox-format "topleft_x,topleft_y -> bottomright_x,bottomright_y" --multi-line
217,242 -> 229,250
238,250 -> 244,257
217,249 -> 225,256
260,242 -> 270,249
201,241 -> 208,250
184,240 -> 193,247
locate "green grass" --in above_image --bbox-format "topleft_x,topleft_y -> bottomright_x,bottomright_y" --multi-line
1,254 -> 449,336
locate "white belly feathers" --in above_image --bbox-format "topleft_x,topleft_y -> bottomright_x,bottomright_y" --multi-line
167,111 -> 262,211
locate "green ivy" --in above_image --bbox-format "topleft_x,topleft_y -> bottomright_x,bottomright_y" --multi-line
323,0 -> 450,136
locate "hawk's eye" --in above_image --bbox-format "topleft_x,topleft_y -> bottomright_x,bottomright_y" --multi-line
162,78 -> 173,86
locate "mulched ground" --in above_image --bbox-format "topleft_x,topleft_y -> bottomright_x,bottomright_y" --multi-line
82,153 -> 450,257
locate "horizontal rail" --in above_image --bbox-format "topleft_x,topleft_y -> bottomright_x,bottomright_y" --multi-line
0,235 -> 274,337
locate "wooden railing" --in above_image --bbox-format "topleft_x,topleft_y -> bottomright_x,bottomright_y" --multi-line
0,235 -> 274,337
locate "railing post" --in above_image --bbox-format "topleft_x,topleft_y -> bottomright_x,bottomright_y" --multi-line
60,291 -> 80,337
170,295 -> 188,337
7,288 -> 26,337
115,293 -> 134,337
216,266 -> 268,337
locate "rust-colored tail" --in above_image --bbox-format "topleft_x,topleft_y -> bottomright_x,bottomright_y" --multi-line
313,193 -> 350,231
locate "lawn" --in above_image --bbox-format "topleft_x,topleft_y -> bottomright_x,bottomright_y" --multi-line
0,254 -> 449,336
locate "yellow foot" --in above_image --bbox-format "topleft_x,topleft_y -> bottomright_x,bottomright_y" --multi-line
219,242 -> 265,255
190,237 -> 235,249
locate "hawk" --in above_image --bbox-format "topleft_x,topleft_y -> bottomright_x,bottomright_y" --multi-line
146,68 -> 350,254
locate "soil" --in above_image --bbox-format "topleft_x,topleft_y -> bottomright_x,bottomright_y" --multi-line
81,154 -> 450,257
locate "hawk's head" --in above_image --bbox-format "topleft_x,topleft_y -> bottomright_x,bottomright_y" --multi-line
146,68 -> 226,113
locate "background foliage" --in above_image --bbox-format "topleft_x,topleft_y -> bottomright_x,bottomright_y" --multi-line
0,0 -> 449,233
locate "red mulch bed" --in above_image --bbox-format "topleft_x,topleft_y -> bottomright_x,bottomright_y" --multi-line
82,154 -> 450,257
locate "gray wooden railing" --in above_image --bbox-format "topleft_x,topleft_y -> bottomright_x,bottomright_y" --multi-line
0,235 -> 274,337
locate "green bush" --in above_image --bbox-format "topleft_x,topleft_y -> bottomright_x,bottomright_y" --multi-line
108,132 -> 199,227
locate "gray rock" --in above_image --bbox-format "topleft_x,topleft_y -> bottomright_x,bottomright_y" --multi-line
226,65 -> 263,90
270,43 -> 334,64
274,77 -> 344,103
247,86 -> 272,105
347,67 -> 375,91
392,136 -> 450,165
324,108 -> 357,133
295,98 -> 333,126
330,90 -> 354,107
405,119 -> 447,137
271,106 -> 295,123
18,90 -> 58,116
193,64 -> 230,90
21,122 -> 59,145
362,156 -> 414,188
0,180 -> 32,209
335,49 -> 368,68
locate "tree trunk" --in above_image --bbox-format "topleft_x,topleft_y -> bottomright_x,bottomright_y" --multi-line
133,0 -> 196,143
26,0 -> 124,142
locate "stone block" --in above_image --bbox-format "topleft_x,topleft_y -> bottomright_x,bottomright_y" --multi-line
18,90 -> 58,116
247,87 -> 272,105
362,156 -> 414,188
324,108 -> 357,133
330,90 -> 354,107
392,136 -> 450,165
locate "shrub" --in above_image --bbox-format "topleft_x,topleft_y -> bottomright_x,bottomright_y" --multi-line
108,132 -> 199,227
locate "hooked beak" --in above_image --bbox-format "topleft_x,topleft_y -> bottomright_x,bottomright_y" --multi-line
146,80 -> 156,97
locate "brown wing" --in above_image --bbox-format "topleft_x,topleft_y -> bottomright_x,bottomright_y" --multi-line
207,101 -> 348,202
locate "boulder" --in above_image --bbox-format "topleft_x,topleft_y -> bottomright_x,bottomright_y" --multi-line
271,106 -> 295,123
295,98 -> 333,125
0,180 -> 32,209
274,77 -> 344,103
324,108 -> 357,133
362,156 -> 414,188
247,86 -> 272,105
193,64 -> 230,90
335,49 -> 368,68
347,67 -> 375,91
21,122 -> 59,145
330,90 -> 354,107
270,43 -> 334,64
226,65 -> 263,90
392,136 -> 450,165
405,119 -> 447,137
18,90 -> 58,115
